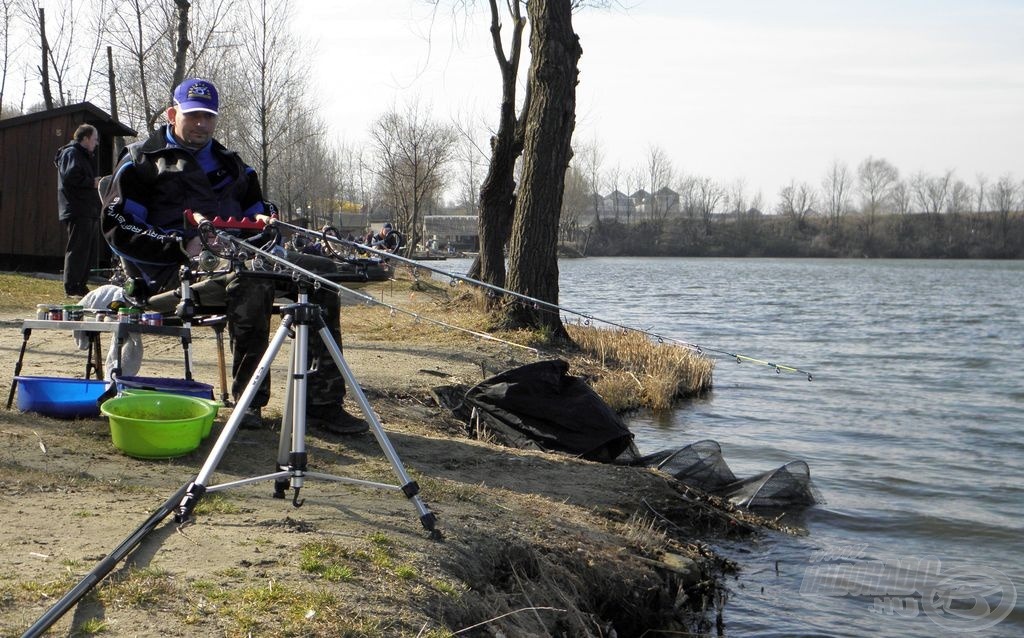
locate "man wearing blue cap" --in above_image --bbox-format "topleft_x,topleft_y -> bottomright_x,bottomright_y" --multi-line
102,78 -> 367,435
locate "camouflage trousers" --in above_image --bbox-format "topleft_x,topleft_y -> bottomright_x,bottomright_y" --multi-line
149,252 -> 346,410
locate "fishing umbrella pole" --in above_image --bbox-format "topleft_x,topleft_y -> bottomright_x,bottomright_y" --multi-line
274,221 -> 814,380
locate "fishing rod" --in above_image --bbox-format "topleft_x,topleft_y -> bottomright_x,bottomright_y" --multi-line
191,218 -> 539,356
21,484 -> 189,638
270,220 -> 814,380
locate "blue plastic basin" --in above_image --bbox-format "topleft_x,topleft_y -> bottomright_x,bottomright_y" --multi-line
15,376 -> 108,419
116,376 -> 214,400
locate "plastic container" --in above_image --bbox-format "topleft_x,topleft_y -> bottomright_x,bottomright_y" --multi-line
64,305 -> 84,321
119,389 -> 221,438
14,376 -> 107,418
101,394 -> 215,459
141,312 -> 163,326
115,376 -> 214,400
118,307 -> 141,323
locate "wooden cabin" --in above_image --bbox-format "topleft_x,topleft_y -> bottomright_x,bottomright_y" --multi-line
0,103 -> 137,271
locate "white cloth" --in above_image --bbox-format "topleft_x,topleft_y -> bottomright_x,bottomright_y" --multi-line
72,285 -> 143,379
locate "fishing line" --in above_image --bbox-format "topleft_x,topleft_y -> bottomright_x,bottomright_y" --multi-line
193,220 -> 538,356
271,221 -> 814,381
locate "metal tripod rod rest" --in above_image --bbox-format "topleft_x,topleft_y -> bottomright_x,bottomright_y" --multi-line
172,288 -> 436,533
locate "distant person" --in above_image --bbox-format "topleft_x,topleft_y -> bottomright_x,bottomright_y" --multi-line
365,222 -> 401,254
55,124 -> 101,297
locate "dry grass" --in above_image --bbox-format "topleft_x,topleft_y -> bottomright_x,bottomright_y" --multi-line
345,272 -> 716,412
0,273 -> 66,313
566,324 -> 714,411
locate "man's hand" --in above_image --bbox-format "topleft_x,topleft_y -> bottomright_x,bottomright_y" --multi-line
188,210 -> 210,226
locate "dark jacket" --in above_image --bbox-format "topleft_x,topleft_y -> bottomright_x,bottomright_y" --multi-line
101,124 -> 265,286
54,142 -> 100,221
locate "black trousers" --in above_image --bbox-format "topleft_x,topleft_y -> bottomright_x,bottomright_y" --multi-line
63,217 -> 98,295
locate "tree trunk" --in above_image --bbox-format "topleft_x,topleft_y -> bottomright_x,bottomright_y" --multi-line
471,0 -> 527,292
38,8 -> 52,110
141,0 -> 191,130
106,46 -> 126,155
172,0 -> 191,90
500,0 -> 580,341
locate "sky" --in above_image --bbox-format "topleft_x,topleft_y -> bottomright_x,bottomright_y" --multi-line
277,1 -> 1019,207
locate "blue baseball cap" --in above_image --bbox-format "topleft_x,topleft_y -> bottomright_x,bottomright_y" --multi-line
173,78 -> 219,115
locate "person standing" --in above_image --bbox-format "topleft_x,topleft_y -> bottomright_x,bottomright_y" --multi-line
102,78 -> 366,434
55,124 -> 101,297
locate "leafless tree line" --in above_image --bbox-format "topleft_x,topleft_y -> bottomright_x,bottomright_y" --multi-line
556,139 -> 1023,244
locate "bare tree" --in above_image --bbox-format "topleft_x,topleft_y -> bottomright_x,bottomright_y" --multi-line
947,178 -> 973,217
603,163 -> 624,221
502,0 -> 581,338
726,179 -> 747,215
230,0 -> 313,193
677,174 -> 699,219
974,174 -> 988,214
267,98 -> 331,223
558,161 -> 588,242
988,174 -> 1020,244
0,0 -> 14,114
576,136 -> 604,225
822,159 -> 852,231
891,180 -> 912,216
911,169 -> 953,218
776,179 -> 817,230
36,5 -> 52,108
107,0 -> 234,133
857,156 -> 898,241
644,144 -> 674,224
370,101 -> 458,255
451,111 -> 488,215
471,0 -> 529,288
625,166 -> 644,224
17,0 -> 110,108
693,176 -> 724,230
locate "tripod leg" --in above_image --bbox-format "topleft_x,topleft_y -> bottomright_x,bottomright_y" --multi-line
275,351 -> 296,499
274,319 -> 311,505
313,318 -> 437,532
174,314 -> 295,523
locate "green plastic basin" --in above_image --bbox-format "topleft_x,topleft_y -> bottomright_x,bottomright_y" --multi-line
119,389 -> 222,438
101,394 -> 216,459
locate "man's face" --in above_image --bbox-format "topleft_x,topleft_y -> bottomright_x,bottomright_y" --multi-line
168,106 -> 218,149
82,132 -> 99,153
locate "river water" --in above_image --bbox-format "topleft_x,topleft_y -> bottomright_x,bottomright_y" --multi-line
445,257 -> 1022,637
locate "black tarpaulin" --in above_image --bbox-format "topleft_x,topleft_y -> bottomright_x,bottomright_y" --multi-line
463,359 -> 634,461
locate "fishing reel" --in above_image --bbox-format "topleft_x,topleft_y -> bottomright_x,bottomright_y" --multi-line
191,210 -> 284,274
319,225 -> 345,259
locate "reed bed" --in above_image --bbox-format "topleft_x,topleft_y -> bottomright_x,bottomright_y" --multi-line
566,323 -> 714,412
